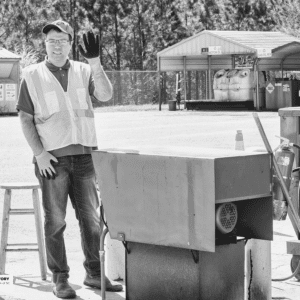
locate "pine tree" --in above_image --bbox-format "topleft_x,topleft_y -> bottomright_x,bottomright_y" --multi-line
220,0 -> 276,31
270,0 -> 300,37
50,0 -> 86,61
190,0 -> 222,31
0,0 -> 53,61
79,0 -> 107,65
148,0 -> 188,69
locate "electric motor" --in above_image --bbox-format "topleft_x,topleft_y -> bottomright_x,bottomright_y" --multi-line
215,203 -> 238,234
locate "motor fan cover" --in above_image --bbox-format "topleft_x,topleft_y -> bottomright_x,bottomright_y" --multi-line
216,203 -> 238,234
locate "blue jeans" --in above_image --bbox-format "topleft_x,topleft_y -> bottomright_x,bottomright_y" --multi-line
35,154 -> 101,278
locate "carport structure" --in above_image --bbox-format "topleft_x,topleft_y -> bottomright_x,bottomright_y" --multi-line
157,30 -> 300,110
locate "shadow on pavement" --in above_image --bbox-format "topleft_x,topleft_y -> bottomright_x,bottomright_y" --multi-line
82,287 -> 125,300
273,231 -> 294,237
13,275 -> 81,293
13,275 -> 52,292
12,275 -> 125,300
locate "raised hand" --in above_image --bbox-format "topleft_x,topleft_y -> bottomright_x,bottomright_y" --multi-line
78,31 -> 100,59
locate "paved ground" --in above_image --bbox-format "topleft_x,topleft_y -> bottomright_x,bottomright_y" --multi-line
0,107 -> 300,299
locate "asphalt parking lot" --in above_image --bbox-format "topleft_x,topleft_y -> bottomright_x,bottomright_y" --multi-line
0,107 -> 299,299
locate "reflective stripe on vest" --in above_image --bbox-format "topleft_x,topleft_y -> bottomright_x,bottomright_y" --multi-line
23,60 -> 97,151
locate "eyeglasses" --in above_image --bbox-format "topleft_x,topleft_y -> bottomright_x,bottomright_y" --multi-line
45,39 -> 70,45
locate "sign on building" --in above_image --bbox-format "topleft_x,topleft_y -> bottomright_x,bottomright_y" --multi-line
201,46 -> 222,55
256,48 -> 272,58
234,55 -> 255,69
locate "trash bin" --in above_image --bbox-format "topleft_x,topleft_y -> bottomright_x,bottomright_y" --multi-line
0,48 -> 21,114
168,100 -> 176,111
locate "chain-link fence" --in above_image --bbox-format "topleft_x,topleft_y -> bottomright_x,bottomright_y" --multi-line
93,71 -> 158,107
92,70 -> 209,107
161,70 -> 209,102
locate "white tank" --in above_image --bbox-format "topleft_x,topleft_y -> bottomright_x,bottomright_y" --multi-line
213,69 -> 265,102
228,69 -> 254,102
213,69 -> 229,101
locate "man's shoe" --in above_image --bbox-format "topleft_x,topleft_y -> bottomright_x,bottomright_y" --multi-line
83,273 -> 123,292
53,273 -> 76,299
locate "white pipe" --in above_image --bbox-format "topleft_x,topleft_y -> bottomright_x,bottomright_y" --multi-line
208,55 -> 212,99
105,234 -> 125,281
183,56 -> 187,102
255,59 -> 260,111
245,240 -> 271,300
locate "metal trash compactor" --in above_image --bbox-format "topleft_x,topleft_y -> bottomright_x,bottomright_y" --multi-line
92,147 -> 273,300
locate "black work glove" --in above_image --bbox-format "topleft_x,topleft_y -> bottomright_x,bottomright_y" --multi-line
78,31 -> 100,59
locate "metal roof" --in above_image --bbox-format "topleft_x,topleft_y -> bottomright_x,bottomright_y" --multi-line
157,30 -> 300,57
206,30 -> 300,50
0,47 -> 21,60
157,30 -> 300,71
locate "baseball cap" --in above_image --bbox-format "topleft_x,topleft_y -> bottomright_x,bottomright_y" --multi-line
42,20 -> 74,40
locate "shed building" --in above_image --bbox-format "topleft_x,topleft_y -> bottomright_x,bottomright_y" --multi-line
157,30 -> 300,110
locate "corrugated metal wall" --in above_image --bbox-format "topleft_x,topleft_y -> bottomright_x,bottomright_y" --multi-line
159,56 -> 233,71
157,31 -> 300,72
160,32 -> 252,57
159,56 -> 300,72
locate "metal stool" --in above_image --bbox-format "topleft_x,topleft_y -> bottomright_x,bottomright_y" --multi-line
0,182 -> 47,280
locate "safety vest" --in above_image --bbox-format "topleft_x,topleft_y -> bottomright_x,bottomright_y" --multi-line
22,60 -> 98,151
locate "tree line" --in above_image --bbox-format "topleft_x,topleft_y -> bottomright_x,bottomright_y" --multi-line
0,0 -> 299,71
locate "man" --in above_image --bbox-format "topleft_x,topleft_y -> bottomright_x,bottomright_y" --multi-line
17,20 -> 122,299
